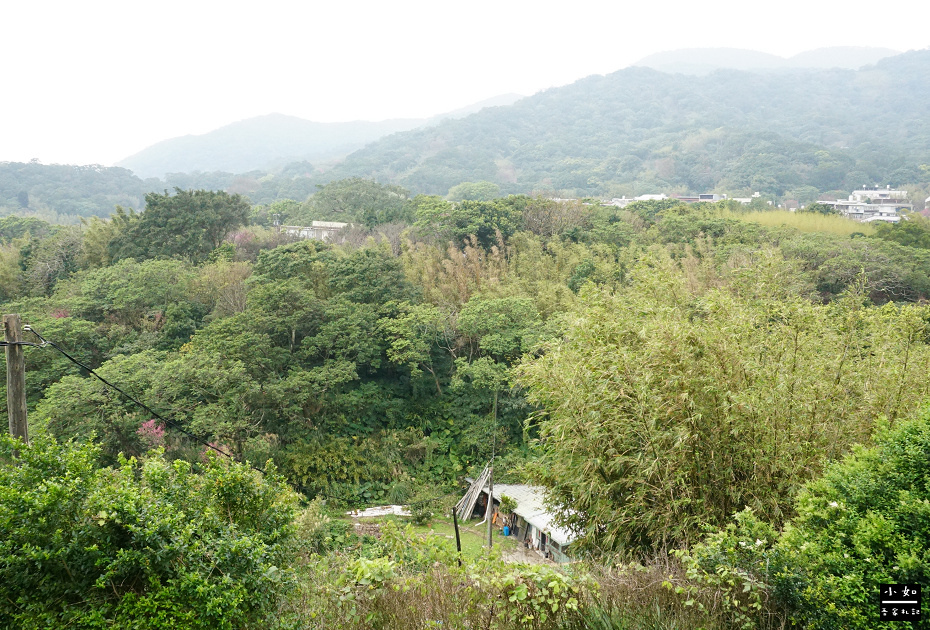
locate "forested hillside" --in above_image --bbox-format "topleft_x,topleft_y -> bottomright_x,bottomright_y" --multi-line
0,161 -> 321,223
116,95 -> 525,179
321,50 -> 930,200
0,161 -> 154,223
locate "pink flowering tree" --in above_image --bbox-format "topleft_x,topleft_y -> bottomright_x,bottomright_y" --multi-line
136,419 -> 165,450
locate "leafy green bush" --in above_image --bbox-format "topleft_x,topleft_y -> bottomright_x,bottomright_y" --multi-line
680,412 -> 930,629
499,493 -> 517,515
308,522 -> 593,629
376,520 -> 455,569
775,415 -> 930,629
0,435 -> 298,629
464,558 -> 592,629
408,489 -> 436,526
294,497 -> 354,555
672,509 -> 783,629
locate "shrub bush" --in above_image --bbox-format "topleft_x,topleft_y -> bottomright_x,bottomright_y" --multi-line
680,413 -> 930,629
774,415 -> 930,629
518,249 -> 930,552
0,435 -> 298,629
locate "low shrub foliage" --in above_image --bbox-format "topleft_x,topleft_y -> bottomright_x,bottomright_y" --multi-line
0,435 -> 298,629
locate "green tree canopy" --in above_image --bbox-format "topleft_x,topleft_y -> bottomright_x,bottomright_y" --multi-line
110,188 -> 250,263
446,180 -> 501,202
413,196 -> 525,248
307,178 -> 411,227
874,213 -> 930,249
683,410 -> 930,630
517,249 -> 930,553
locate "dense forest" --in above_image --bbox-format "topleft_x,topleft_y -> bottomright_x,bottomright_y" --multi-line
0,161 -> 155,223
2,179 -> 930,627
314,50 -> 930,200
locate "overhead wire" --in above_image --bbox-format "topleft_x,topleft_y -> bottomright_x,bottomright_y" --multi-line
18,324 -> 462,509
25,324 -> 243,463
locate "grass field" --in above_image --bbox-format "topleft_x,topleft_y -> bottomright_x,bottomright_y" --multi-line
352,514 -> 521,558
717,208 -> 876,236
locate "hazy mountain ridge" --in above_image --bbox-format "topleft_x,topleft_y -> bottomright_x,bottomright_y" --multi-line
116,115 -> 427,179
117,94 -> 525,179
315,49 -> 930,199
634,46 -> 900,75
5,48 -> 930,220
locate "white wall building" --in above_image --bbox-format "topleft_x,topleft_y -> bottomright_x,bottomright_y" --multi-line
605,193 -> 668,208
283,220 -> 349,241
823,187 -> 912,223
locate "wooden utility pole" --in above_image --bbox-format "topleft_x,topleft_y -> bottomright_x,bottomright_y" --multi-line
4,314 -> 28,443
486,464 -> 494,549
451,506 -> 462,566
486,389 -> 499,549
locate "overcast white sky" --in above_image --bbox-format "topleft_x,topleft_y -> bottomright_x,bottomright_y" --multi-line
2,0 -> 928,167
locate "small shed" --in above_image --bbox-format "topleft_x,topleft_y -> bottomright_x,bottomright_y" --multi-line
465,482 -> 576,563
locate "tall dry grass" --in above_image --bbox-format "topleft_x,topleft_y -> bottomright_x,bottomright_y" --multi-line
715,208 -> 876,237
282,553 -> 740,629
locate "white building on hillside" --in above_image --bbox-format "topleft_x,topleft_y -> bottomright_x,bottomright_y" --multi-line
606,193 -> 668,208
284,221 -> 349,241
823,187 -> 912,223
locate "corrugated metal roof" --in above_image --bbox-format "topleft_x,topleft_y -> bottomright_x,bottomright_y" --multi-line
483,483 -> 576,546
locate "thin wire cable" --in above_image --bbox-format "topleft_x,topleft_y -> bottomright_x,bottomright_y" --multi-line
24,325 -> 236,461
0,341 -> 47,348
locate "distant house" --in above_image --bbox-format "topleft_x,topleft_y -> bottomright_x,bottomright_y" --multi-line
676,192 -> 729,203
283,220 -> 348,242
731,192 -> 762,205
821,187 -> 911,223
605,193 -> 668,208
466,483 -> 576,563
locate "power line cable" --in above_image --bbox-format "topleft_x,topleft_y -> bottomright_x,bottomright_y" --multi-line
22,324 -> 465,509
25,324 -> 237,462
0,340 -> 48,348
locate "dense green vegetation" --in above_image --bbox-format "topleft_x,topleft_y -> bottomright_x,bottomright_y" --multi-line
678,412 -> 930,629
3,181 -> 930,627
323,51 -> 930,200
0,435 -> 298,629
519,251 -> 930,553
0,161 -> 153,223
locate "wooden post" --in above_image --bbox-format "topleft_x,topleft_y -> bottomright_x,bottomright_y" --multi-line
486,464 -> 494,549
4,314 -> 27,443
486,390 -> 498,550
452,506 -> 462,566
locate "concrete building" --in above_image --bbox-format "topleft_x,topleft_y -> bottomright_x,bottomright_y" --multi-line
822,187 -> 912,223
605,194 -> 668,208
283,220 -> 349,241
676,193 -> 729,203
